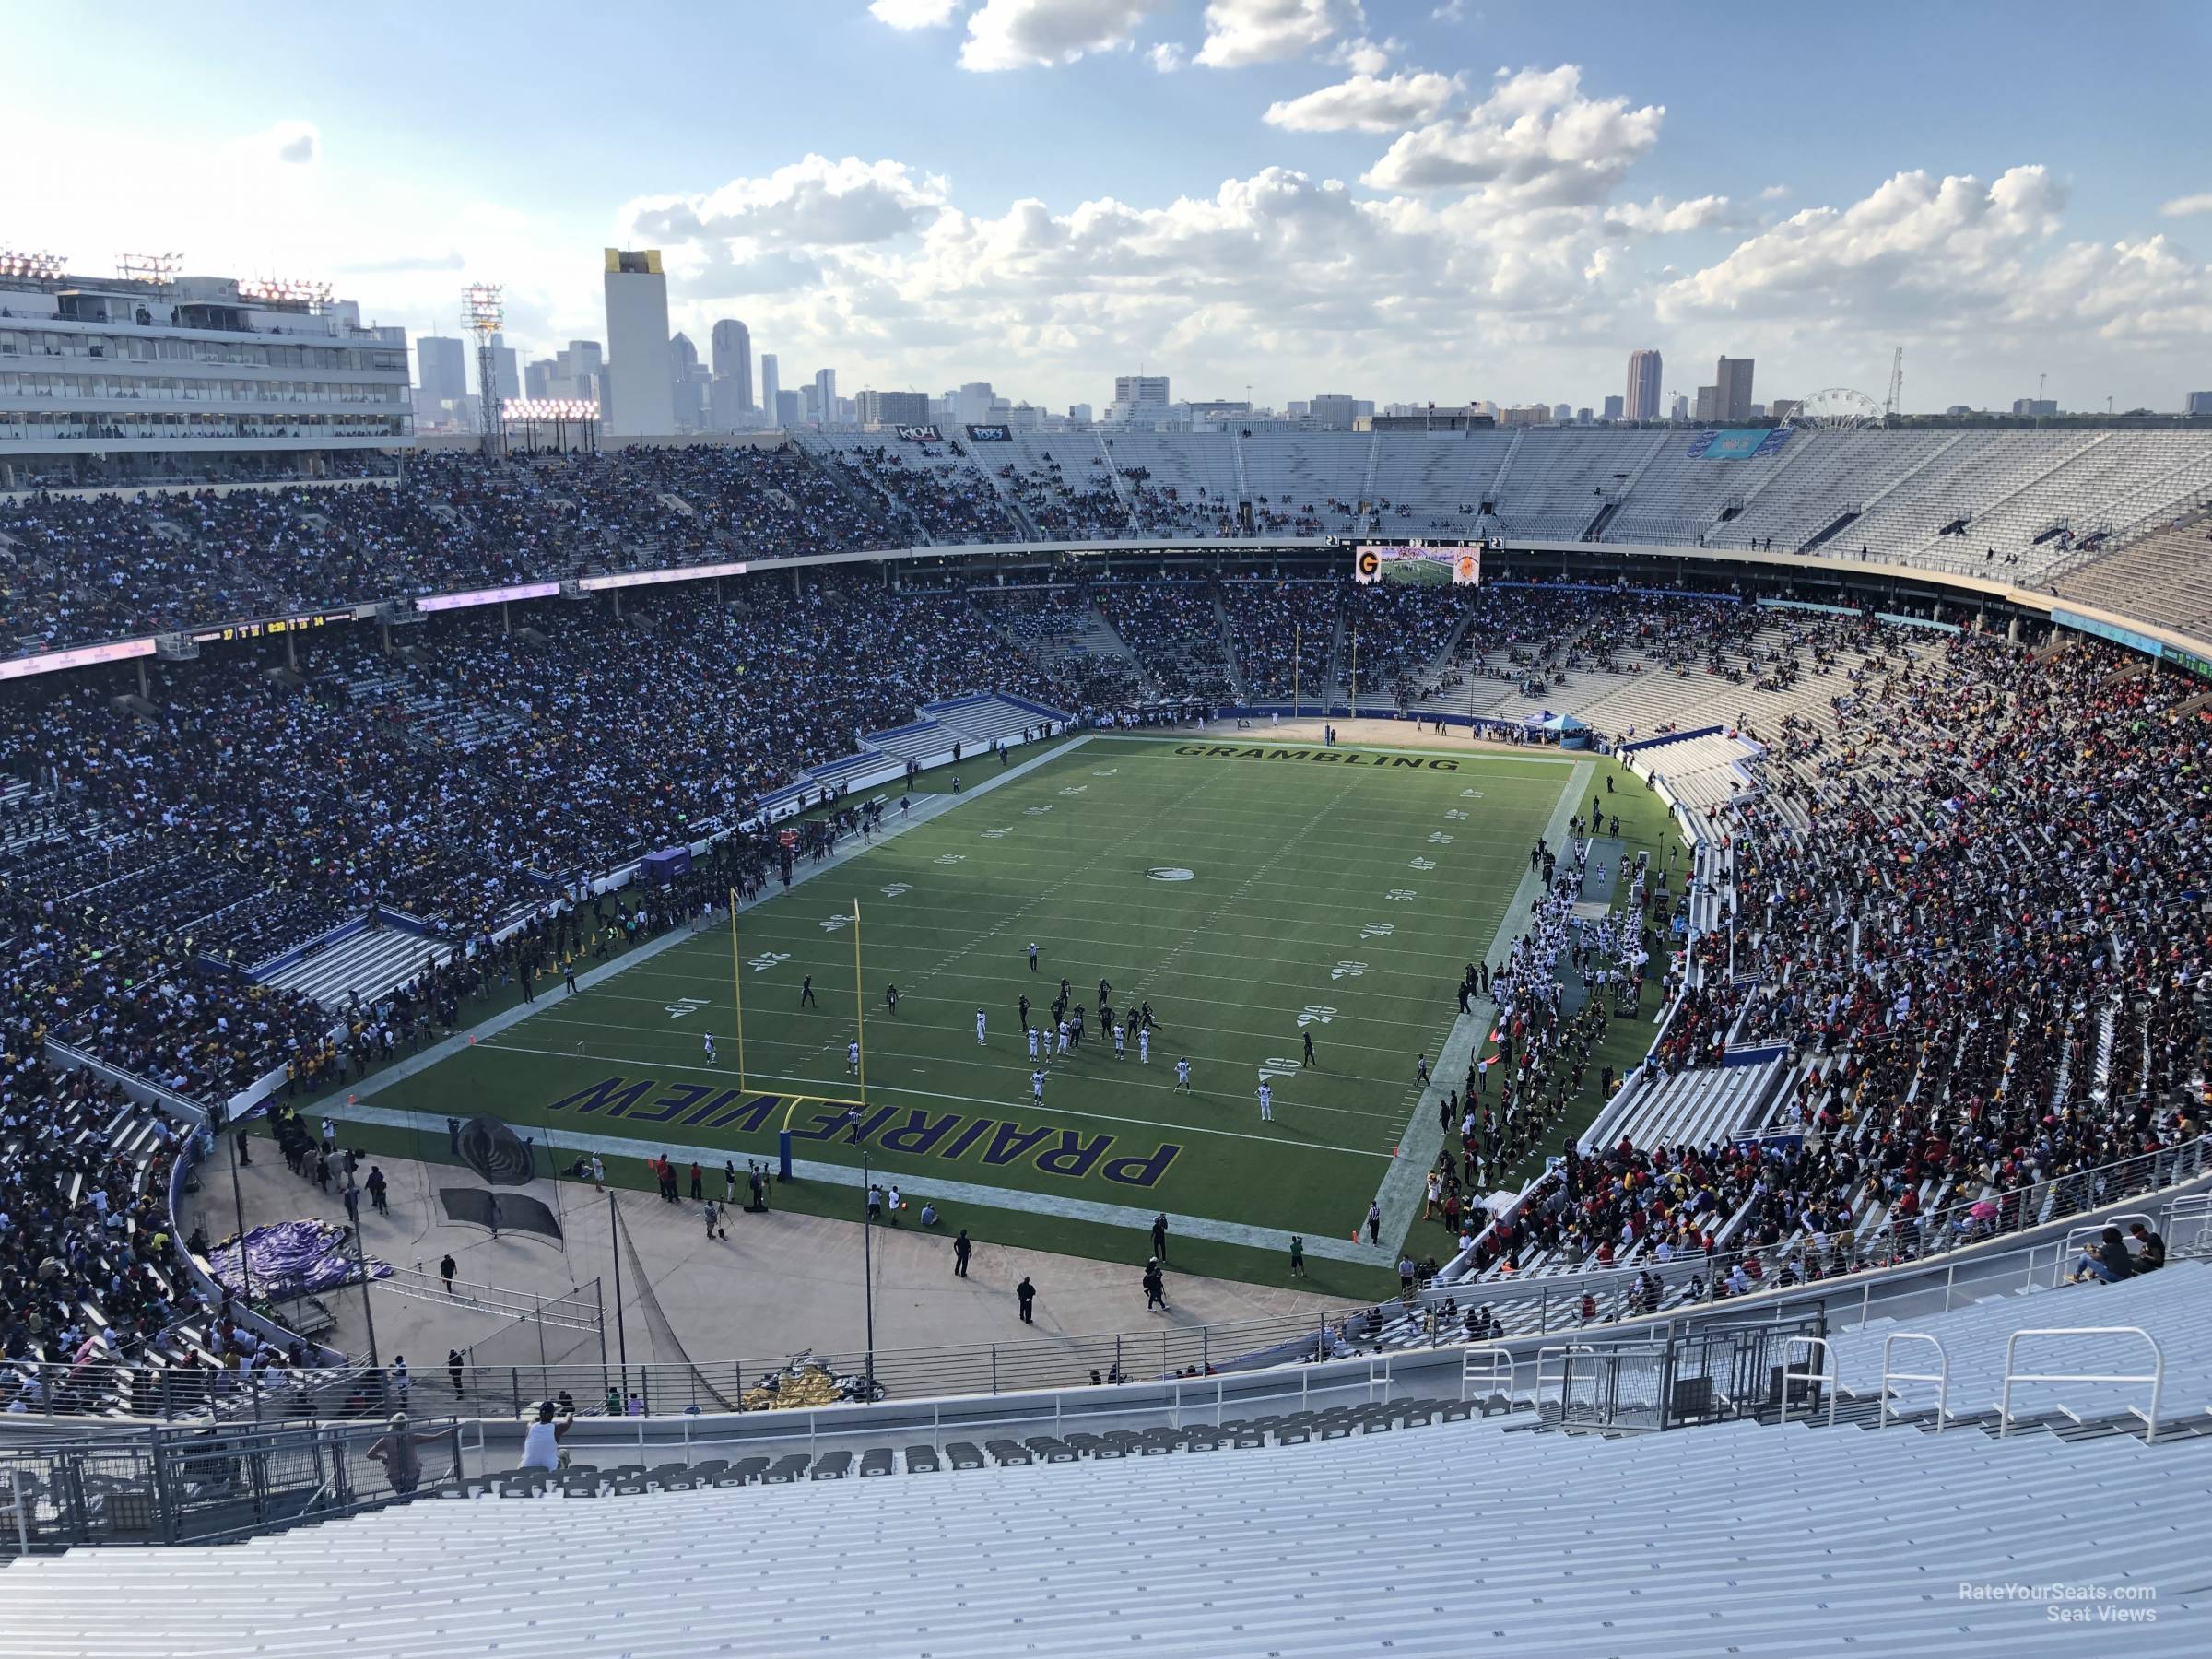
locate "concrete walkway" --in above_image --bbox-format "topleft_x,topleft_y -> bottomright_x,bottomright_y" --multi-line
179,1148 -> 1347,1382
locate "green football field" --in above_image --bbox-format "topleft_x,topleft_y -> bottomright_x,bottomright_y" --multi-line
326,733 -> 1678,1295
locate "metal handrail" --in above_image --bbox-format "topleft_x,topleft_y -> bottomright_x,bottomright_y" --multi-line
2000,1326 -> 2166,1444
2160,1194 -> 2212,1258
1877,1332 -> 1947,1432
1534,1343 -> 1598,1421
1778,1334 -> 1837,1430
1460,1347 -> 1512,1406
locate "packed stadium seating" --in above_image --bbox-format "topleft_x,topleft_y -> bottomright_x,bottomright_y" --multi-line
7,427 -> 2212,658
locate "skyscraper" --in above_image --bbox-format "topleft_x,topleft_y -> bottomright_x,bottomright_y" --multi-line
711,319 -> 753,418
1602,394 -> 1625,421
1715,356 -> 1756,423
814,369 -> 837,426
759,353 -> 781,428
488,333 -> 521,403
1625,349 -> 1662,422
1113,373 -> 1170,408
602,248 -> 674,435
417,335 -> 466,407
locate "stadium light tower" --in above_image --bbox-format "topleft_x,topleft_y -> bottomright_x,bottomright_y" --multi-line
462,282 -> 506,454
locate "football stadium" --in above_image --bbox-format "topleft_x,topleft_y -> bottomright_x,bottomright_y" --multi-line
5,6 -> 2212,1653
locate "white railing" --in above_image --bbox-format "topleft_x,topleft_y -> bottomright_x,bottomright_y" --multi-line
2000,1326 -> 2165,1444
1778,1335 -> 1838,1430
1877,1332 -> 1948,1432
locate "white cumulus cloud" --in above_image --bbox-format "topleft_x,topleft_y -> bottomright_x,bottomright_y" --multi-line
624,155 -> 951,252
2159,192 -> 2212,218
1265,71 -> 1459,135
1148,41 -> 1187,71
1363,65 -> 1665,203
959,0 -> 1171,70
1195,0 -> 1363,69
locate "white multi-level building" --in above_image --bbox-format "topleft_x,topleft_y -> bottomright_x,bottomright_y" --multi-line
0,257 -> 410,489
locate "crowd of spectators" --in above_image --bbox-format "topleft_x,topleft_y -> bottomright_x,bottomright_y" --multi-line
993,453 -> 1130,540
1453,614 -> 2206,1297
808,441 -> 1021,546
1091,579 -> 1236,700
1220,579 -> 1339,700
0,444 -> 897,653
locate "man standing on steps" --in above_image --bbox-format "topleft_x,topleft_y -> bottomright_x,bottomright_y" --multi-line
953,1230 -> 973,1277
1016,1275 -> 1036,1324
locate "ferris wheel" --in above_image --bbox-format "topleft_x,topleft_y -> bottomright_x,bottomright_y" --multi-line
1788,388 -> 1885,430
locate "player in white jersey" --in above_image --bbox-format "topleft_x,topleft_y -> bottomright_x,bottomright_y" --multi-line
975,1008 -> 986,1045
847,1041 -> 860,1076
1030,1069 -> 1045,1103
1174,1057 -> 1191,1092
702,1032 -> 716,1064
1138,1028 -> 1150,1064
1112,1024 -> 1125,1060
1255,1081 -> 1273,1121
1027,1026 -> 1041,1061
1056,1020 -> 1070,1056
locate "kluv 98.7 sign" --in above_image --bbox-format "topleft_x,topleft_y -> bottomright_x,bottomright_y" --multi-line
1352,543 -> 1483,587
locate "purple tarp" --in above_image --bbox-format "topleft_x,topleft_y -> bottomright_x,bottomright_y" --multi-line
208,1218 -> 392,1300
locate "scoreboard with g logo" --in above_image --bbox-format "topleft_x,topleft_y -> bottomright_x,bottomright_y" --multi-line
1350,543 -> 1482,586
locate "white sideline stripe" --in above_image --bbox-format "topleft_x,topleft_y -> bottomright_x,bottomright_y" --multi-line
330,1098 -> 1394,1267
1367,759 -> 1595,1246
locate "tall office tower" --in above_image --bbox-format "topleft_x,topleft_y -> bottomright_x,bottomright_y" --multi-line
1602,395 -> 1625,421
602,248 -> 674,435
711,319 -> 753,416
417,335 -> 467,407
1626,349 -> 1662,421
759,354 -> 782,427
1715,356 -> 1756,423
814,368 -> 837,424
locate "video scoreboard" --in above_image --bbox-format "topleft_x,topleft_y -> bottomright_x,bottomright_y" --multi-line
1349,540 -> 1486,586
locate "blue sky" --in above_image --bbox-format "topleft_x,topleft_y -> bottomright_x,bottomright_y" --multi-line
9,0 -> 2210,412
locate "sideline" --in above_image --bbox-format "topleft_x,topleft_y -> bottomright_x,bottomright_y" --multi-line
331,1097 -> 1393,1267
1367,759 -> 1594,1246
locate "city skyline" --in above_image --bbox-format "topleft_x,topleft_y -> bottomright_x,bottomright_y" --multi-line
8,1 -> 2209,415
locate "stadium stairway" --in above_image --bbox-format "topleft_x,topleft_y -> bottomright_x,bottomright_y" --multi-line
257,922 -> 454,1009
6,1394 -> 2206,1656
